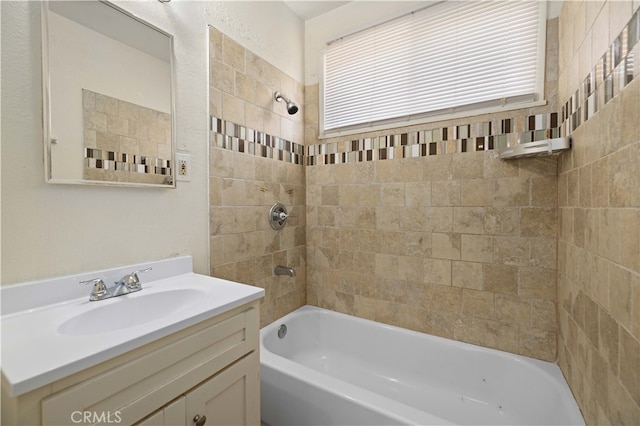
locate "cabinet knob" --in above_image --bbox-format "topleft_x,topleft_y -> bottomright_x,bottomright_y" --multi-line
193,414 -> 207,426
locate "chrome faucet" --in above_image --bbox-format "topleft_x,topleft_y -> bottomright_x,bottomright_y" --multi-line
274,265 -> 296,277
80,267 -> 152,301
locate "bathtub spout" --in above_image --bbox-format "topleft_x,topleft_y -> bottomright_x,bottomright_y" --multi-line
274,265 -> 296,277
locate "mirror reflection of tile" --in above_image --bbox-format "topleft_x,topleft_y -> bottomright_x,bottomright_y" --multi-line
82,89 -> 172,185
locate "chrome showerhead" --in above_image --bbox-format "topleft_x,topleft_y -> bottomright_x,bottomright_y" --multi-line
274,91 -> 299,115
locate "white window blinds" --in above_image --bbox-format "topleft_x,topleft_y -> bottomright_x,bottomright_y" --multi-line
323,1 -> 544,132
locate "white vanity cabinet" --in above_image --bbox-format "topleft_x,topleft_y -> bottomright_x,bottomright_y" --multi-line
136,352 -> 259,426
2,301 -> 261,426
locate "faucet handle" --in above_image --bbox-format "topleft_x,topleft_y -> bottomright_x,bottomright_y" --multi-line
119,267 -> 152,289
269,203 -> 297,230
132,267 -> 152,282
80,278 -> 108,301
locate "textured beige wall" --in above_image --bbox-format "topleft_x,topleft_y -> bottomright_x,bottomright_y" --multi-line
208,26 -> 306,327
557,1 -> 640,424
1,1 -> 211,284
304,19 -> 562,362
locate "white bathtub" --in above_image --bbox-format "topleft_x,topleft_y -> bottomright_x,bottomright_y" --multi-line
260,306 -> 584,426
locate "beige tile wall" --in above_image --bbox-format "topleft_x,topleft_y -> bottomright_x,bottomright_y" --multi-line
304,19 -> 561,362
557,2 -> 640,424
306,148 -> 560,361
208,26 -> 306,326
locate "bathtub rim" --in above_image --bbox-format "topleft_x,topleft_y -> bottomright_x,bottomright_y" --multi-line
262,305 -> 564,379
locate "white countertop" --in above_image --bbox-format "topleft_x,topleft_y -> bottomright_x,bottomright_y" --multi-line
1,256 -> 264,397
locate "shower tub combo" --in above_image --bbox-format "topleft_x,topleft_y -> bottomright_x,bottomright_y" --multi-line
260,306 -> 584,425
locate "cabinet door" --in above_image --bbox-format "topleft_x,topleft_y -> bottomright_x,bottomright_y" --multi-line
185,353 -> 259,426
135,397 -> 186,426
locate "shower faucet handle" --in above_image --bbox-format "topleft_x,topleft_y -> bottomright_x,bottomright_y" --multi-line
275,210 -> 297,220
273,207 -> 297,221
269,203 -> 295,230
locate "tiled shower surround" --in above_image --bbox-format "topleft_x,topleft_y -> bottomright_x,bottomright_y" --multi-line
557,2 -> 639,424
209,5 -> 639,423
209,19 -> 560,357
306,145 -> 560,359
302,17 -> 563,363
208,26 -> 306,326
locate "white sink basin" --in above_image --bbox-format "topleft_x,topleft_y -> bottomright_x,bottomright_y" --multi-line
1,256 -> 265,398
57,289 -> 206,336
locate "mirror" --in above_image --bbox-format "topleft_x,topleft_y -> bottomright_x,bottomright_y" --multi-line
42,1 -> 175,187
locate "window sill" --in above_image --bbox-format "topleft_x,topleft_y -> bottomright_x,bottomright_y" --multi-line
318,100 -> 548,141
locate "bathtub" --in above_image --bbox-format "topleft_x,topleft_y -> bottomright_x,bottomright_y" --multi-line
260,306 -> 584,426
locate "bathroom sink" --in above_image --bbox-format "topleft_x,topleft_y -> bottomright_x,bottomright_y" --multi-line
2,256 -> 265,398
58,289 -> 205,336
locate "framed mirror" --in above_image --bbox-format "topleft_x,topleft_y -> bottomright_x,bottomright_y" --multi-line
42,1 -> 176,188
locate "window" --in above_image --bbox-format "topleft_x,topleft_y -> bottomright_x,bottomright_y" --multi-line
322,1 -> 546,133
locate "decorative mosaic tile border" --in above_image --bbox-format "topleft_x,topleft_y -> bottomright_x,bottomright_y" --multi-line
210,113 -> 560,167
306,113 -> 560,165
84,148 -> 172,175
210,116 -> 305,165
560,9 -> 639,135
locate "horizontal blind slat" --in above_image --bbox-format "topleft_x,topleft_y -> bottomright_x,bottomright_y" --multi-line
324,0 -> 542,131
